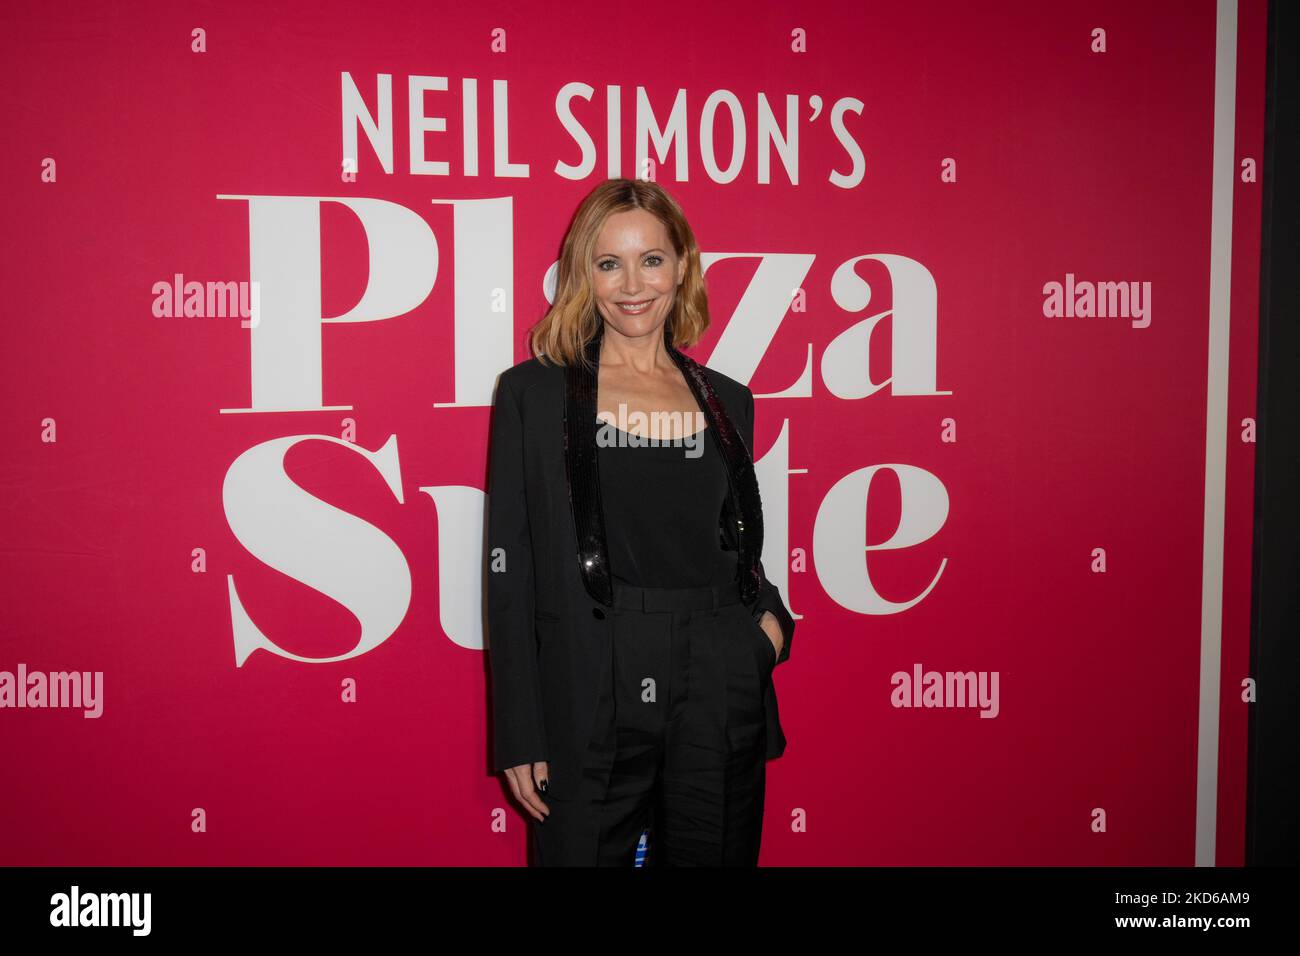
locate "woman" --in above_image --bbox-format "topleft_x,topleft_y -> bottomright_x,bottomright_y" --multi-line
486,177 -> 795,866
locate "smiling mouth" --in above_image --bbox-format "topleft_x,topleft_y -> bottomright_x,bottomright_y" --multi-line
616,300 -> 655,313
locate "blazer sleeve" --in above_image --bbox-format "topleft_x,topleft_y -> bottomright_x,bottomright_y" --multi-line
740,384 -> 795,667
485,371 -> 549,772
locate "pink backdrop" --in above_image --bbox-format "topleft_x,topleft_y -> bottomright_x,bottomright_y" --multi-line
0,0 -> 1266,865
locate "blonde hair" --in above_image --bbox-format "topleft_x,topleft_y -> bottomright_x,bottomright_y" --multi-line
529,178 -> 710,368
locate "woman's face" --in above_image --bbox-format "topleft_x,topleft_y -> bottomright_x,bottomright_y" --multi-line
590,208 -> 686,343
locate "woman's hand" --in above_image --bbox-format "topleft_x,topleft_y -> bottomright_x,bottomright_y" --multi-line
757,610 -> 784,660
504,761 -> 551,823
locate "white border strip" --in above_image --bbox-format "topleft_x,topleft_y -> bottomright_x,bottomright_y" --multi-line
1197,0 -> 1239,868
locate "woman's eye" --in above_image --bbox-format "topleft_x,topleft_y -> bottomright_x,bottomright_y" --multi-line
597,256 -> 662,271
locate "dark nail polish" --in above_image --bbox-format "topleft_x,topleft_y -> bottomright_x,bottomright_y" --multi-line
538,779 -> 548,793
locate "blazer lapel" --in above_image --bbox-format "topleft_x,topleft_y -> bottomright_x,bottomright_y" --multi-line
563,328 -> 614,606
562,323 -> 764,607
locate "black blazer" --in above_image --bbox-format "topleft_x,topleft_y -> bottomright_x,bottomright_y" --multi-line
485,324 -> 795,797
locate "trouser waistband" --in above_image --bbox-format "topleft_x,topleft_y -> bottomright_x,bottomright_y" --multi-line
611,580 -> 743,613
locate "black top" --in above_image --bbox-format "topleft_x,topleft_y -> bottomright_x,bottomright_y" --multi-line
596,418 -> 738,588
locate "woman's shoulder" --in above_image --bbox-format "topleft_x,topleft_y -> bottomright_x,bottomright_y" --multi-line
499,354 -> 563,396
691,360 -> 752,405
676,357 -> 752,432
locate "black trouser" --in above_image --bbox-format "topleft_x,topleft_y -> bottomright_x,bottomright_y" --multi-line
531,581 -> 772,866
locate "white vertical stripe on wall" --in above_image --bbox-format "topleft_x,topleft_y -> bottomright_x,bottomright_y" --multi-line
1197,0 -> 1239,868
